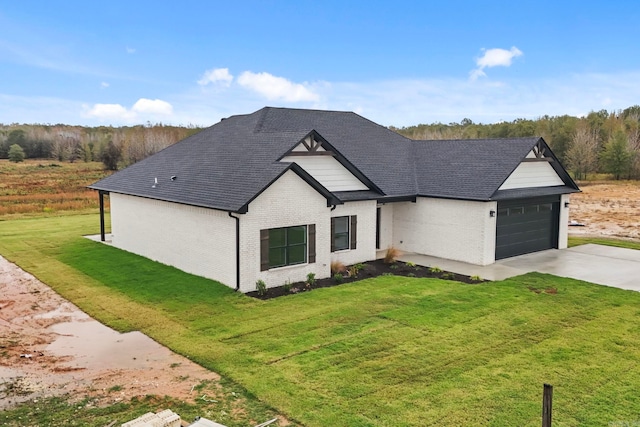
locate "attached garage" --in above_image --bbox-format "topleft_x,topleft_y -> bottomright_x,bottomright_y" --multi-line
495,196 -> 560,260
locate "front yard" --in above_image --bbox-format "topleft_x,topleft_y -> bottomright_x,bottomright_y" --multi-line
1,215 -> 640,426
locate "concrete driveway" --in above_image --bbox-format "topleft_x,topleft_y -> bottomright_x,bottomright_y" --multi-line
399,244 -> 640,291
497,244 -> 640,291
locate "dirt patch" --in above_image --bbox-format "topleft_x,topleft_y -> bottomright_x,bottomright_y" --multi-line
0,256 -> 222,410
569,181 -> 640,239
246,259 -> 485,300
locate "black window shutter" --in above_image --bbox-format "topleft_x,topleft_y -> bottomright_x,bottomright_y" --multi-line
330,218 -> 336,252
260,229 -> 269,271
350,215 -> 357,250
308,224 -> 316,263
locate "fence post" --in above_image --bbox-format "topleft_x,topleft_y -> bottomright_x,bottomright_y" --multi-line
542,383 -> 553,427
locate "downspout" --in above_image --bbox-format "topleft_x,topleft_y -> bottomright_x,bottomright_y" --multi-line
330,204 -> 337,211
228,212 -> 241,291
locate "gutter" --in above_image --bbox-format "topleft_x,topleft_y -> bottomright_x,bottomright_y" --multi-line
228,212 -> 241,291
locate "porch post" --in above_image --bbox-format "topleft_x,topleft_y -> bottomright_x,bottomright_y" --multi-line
99,191 -> 106,242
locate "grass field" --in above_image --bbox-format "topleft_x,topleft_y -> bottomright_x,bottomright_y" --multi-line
0,159 -> 110,217
1,215 -> 640,426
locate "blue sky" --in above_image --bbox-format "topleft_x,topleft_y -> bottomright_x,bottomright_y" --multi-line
1,1 -> 640,127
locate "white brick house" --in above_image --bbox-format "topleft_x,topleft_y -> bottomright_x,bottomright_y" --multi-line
90,107 -> 579,292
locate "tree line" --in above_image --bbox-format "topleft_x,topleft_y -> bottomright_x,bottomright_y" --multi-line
392,105 -> 640,180
0,123 -> 202,170
3,106 -> 640,179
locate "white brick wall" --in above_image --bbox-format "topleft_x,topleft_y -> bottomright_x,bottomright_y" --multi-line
330,201 -> 377,266
239,170 -> 333,292
392,197 -> 497,266
110,193 -> 236,287
558,194 -> 570,249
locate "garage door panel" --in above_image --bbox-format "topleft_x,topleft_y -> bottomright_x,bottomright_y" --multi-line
495,196 -> 560,260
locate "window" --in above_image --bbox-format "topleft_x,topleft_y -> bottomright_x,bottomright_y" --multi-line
260,225 -> 315,270
268,226 -> 307,268
332,216 -> 350,251
331,215 -> 357,252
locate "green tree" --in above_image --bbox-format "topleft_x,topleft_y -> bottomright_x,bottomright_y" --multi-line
7,129 -> 26,147
8,144 -> 25,163
600,131 -> 632,179
101,140 -> 121,170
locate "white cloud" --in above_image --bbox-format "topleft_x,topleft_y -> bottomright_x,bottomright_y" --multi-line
6,69 -> 640,128
84,98 -> 173,123
237,71 -> 319,102
198,68 -> 234,86
471,46 -> 523,80
100,81 -> 109,88
86,103 -> 132,121
132,98 -> 173,115
126,46 -> 136,54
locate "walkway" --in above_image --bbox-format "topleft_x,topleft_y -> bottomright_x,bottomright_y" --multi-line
398,244 -> 640,291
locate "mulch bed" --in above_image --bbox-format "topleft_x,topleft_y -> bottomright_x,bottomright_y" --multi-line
246,259 -> 486,300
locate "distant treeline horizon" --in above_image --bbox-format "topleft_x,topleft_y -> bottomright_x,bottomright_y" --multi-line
2,105 -> 640,179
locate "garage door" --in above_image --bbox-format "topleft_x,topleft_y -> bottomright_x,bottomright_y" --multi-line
495,196 -> 560,260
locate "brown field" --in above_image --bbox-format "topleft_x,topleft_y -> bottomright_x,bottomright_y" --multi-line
0,159 -> 111,217
570,180 -> 640,240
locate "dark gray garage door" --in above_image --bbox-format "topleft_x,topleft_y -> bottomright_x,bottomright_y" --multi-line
495,196 -> 560,260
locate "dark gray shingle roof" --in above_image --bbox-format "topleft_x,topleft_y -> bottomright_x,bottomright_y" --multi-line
90,107 -> 578,211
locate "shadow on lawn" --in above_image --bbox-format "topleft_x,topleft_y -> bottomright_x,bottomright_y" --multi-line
246,259 -> 486,300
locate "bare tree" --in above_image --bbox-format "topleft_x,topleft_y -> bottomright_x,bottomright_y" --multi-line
624,114 -> 640,178
566,125 -> 599,180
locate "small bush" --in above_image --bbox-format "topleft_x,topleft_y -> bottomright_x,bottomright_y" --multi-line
384,246 -> 400,264
470,275 -> 483,282
428,266 -> 443,274
382,272 -> 394,276
333,273 -> 343,284
306,272 -> 316,286
283,281 -> 292,293
407,272 -> 416,277
347,263 -> 364,278
255,279 -> 267,295
390,264 -> 398,270
406,261 -> 416,268
331,260 -> 346,275
442,272 -> 455,280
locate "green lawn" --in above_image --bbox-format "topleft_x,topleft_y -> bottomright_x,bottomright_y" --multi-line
569,235 -> 640,250
2,215 -> 640,426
